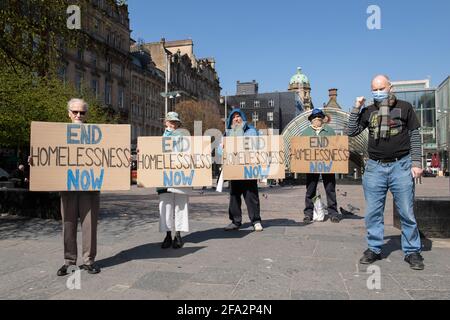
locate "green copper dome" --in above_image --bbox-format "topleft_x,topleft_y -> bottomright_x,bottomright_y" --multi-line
290,67 -> 310,85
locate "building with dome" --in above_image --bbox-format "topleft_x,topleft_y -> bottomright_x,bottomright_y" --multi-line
288,67 -> 313,111
222,68 -> 369,178
222,68 -> 314,132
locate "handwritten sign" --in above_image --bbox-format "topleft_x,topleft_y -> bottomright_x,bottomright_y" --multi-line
137,136 -> 212,188
30,121 -> 131,191
290,136 -> 349,174
223,136 -> 286,180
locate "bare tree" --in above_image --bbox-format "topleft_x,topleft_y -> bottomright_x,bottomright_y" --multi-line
174,100 -> 223,135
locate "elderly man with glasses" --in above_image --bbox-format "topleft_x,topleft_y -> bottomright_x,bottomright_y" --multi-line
58,98 -> 101,275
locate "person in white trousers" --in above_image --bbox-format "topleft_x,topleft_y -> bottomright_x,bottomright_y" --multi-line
158,112 -> 190,249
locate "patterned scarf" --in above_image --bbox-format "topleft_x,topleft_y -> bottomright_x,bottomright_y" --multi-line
374,94 -> 397,140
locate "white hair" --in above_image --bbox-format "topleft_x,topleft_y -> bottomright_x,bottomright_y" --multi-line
67,98 -> 88,111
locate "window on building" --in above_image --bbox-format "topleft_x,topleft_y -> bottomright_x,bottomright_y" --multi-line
75,72 -> 83,93
118,36 -> 122,51
4,24 -> 12,34
32,35 -> 40,52
240,101 -> 246,108
268,99 -> 274,107
106,59 -> 112,73
92,52 -> 97,68
91,78 -> 99,98
93,17 -> 99,32
252,112 -> 259,122
105,81 -> 112,105
267,112 -> 273,122
254,100 -> 260,108
57,37 -> 66,52
58,65 -> 67,84
77,48 -> 84,61
118,87 -> 124,109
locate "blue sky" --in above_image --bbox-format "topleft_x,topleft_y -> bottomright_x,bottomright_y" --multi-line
128,0 -> 450,111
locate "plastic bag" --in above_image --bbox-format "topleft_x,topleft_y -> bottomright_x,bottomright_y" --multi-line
216,170 -> 224,193
313,195 -> 326,222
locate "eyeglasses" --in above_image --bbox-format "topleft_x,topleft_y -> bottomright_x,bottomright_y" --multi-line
70,110 -> 86,116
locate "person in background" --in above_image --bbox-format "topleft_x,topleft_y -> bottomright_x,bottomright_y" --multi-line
301,108 -> 341,224
222,109 -> 263,232
11,164 -> 28,188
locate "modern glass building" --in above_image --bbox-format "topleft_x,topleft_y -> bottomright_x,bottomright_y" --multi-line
436,76 -> 450,173
392,80 -> 437,168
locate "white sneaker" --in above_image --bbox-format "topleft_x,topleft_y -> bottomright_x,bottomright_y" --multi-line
253,222 -> 263,232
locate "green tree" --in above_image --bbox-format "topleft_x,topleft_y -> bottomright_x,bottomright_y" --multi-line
0,66 -> 118,151
0,0 -> 93,75
0,0 -> 121,156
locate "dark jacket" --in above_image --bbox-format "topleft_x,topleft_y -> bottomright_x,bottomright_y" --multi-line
301,124 -> 336,137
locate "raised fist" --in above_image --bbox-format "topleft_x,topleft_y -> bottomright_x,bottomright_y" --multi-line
355,97 -> 366,109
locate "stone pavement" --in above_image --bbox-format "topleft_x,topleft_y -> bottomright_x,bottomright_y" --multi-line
1,178 -> 450,300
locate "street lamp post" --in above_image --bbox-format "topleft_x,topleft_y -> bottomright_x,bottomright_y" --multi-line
220,93 -> 228,130
161,91 -> 184,110
164,49 -> 170,116
169,92 -> 181,111
225,93 -> 227,124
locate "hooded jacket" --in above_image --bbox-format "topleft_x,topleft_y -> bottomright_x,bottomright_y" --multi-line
217,109 -> 258,158
225,109 -> 258,137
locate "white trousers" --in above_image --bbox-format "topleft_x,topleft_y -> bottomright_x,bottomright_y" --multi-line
159,193 -> 189,232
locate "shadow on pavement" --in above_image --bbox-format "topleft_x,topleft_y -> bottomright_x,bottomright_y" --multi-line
0,216 -> 61,240
96,242 -> 207,269
98,225 -> 257,268
261,218 -> 309,227
183,227 -> 253,244
339,207 -> 364,220
382,235 -> 433,258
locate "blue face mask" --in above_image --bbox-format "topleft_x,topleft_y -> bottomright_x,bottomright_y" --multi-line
372,90 -> 390,102
164,128 -> 174,136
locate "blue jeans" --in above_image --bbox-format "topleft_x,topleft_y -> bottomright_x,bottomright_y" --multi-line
362,156 -> 421,256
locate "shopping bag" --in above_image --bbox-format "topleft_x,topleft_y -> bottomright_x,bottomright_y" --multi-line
313,195 -> 326,222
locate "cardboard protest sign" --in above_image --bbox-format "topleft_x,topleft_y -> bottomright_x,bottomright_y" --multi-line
29,121 -> 131,191
290,136 -> 349,174
222,136 -> 286,180
137,136 -> 212,188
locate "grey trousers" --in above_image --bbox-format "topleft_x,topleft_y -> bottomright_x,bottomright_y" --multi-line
60,192 -> 100,265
